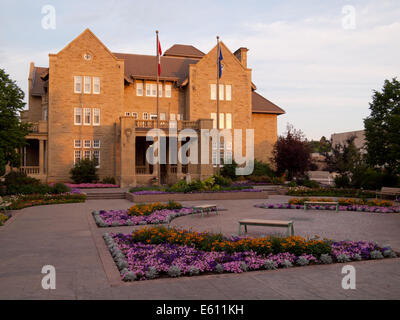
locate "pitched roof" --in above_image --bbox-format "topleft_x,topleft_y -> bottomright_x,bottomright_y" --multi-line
31,67 -> 49,96
163,44 -> 205,59
113,52 -> 199,85
252,91 -> 285,115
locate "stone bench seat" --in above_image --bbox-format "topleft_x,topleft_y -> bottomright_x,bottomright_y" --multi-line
238,219 -> 294,237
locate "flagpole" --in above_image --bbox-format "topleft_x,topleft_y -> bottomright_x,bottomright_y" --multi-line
156,30 -> 160,185
216,36 -> 220,175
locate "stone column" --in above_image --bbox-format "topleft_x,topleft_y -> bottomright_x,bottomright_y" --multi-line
120,117 -> 136,188
39,139 -> 44,175
177,139 -> 182,178
198,119 -> 214,179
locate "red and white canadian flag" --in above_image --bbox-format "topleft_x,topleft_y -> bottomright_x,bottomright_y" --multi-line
157,34 -> 162,76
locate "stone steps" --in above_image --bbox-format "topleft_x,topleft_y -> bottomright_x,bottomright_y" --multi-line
85,192 -> 126,200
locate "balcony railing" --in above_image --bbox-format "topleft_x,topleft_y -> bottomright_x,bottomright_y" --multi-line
19,166 -> 40,175
134,120 -> 199,130
28,120 -> 48,134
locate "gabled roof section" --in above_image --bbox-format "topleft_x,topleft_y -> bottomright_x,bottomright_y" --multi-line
113,53 -> 199,85
31,67 -> 49,96
164,44 -> 205,59
55,28 -> 120,61
252,91 -> 285,115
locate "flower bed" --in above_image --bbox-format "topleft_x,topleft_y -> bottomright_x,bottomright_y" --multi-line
255,202 -> 400,213
65,183 -> 119,189
287,186 -> 376,198
7,193 -> 86,210
130,188 -> 261,195
104,227 -> 396,281
288,197 -> 394,207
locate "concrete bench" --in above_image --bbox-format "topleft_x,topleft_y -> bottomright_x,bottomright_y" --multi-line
238,219 -> 294,237
377,187 -> 400,201
304,201 -> 339,212
192,204 -> 218,217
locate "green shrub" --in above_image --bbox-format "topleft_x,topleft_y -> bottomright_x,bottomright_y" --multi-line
287,181 -> 297,187
6,183 -> 53,195
212,175 -> 232,187
70,159 -> 99,183
5,171 -> 40,187
252,160 -> 276,177
51,183 -> 70,194
335,174 -> 350,188
102,176 -> 116,184
220,161 -> 238,180
247,175 -> 272,183
303,179 -> 320,189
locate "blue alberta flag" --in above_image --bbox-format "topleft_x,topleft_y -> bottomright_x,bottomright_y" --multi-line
218,45 -> 223,78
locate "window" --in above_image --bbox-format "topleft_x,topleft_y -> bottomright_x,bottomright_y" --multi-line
146,84 -> 151,96
170,113 -> 176,121
84,76 -> 91,94
160,113 -> 166,120
150,113 -> 157,120
132,112 -> 138,119
225,141 -> 233,163
165,84 -> 172,98
124,112 -> 131,116
136,82 -> 143,96
210,84 -> 216,100
43,108 -> 48,121
84,108 -> 91,125
143,112 -> 149,120
226,85 -> 232,101
74,108 -> 82,125
74,76 -> 82,93
93,140 -> 100,148
74,140 -> 81,148
93,150 -> 100,168
74,150 -> 81,164
226,113 -> 232,129
151,84 -> 157,96
219,84 -> 224,100
84,150 -> 91,160
219,113 -> 225,129
145,83 -> 158,97
93,108 -> 100,126
84,140 -> 91,148
177,114 -> 182,121
93,77 -> 100,94
211,113 -> 217,129
158,84 -> 163,97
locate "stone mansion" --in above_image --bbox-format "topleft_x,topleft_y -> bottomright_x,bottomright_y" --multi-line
20,29 -> 285,187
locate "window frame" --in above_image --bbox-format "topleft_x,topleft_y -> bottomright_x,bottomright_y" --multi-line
74,108 -> 82,125
93,140 -> 100,148
93,77 -> 100,94
226,113 -> 232,129
93,108 -> 100,126
84,140 -> 91,148
84,150 -> 91,160
210,84 -> 216,100
136,82 -> 143,96
93,150 -> 100,168
143,112 -> 149,120
83,108 -> 91,126
74,76 -> 82,94
226,84 -> 232,101
219,84 -> 224,100
74,139 -> 81,148
165,84 -> 172,98
84,76 -> 91,94
74,150 -> 81,164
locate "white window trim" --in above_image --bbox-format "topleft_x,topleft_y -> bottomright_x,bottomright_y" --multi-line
74,139 -> 81,148
93,140 -> 101,148
84,140 -> 91,148
226,113 -> 232,129
93,150 -> 100,168
210,84 -> 216,100
84,150 -> 91,160
219,84 -> 224,100
84,108 -> 91,126
84,76 -> 91,94
136,82 -> 143,96
93,108 -> 100,126
74,108 -> 82,125
124,112 -> 131,116
132,112 -> 138,119
143,112 -> 149,120
93,77 -> 100,94
226,84 -> 232,101
74,76 -> 82,94
74,150 -> 81,165
150,113 -> 157,120
165,84 -> 172,98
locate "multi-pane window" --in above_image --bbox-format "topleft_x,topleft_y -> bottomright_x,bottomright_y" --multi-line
160,113 -> 166,120
93,77 -> 100,94
210,84 -> 217,100
84,140 -> 91,148
93,108 -> 100,126
93,140 -> 100,148
226,85 -> 232,101
225,141 -> 233,164
132,112 -> 138,119
150,113 -> 157,120
210,113 -> 217,128
74,108 -> 82,125
158,84 -> 163,97
219,113 -> 225,129
74,76 -> 82,93
93,150 -> 100,168
145,83 -> 158,97
143,112 -> 149,120
226,113 -> 232,129
84,108 -> 91,125
84,150 -> 91,160
74,150 -> 81,164
124,112 -> 131,116
74,140 -> 81,148
136,82 -> 143,96
165,84 -> 172,98
219,84 -> 224,100
151,84 -> 157,96
84,76 -> 91,94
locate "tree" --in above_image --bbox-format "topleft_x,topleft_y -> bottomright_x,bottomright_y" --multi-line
308,136 -> 331,153
0,68 -> 30,176
70,159 -> 99,183
272,124 -> 312,180
364,78 -> 400,174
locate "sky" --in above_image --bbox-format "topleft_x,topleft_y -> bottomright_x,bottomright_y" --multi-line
1,0 -> 399,140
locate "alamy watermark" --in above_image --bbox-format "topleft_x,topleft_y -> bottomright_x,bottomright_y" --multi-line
342,5 -> 356,30
41,265 -> 56,290
341,265 -> 356,290
41,5 -> 56,30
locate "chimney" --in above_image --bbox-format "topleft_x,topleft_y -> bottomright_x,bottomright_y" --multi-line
234,47 -> 248,68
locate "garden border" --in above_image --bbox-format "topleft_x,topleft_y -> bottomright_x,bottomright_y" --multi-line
126,190 -> 270,202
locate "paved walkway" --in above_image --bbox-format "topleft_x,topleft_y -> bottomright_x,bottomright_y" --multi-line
0,196 -> 399,299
